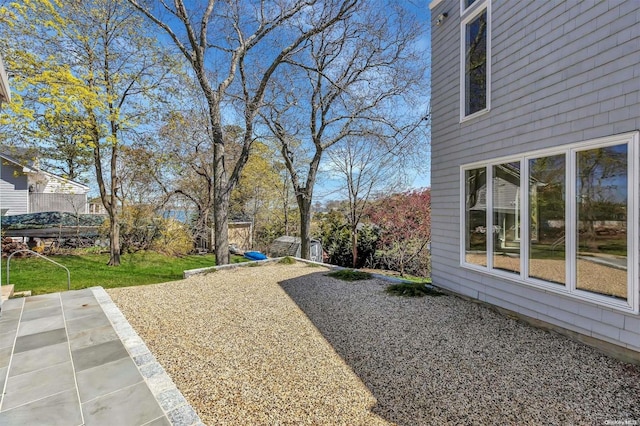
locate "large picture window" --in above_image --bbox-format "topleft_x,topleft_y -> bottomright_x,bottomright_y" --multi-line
460,133 -> 639,313
576,144 -> 628,300
464,168 -> 487,266
492,162 -> 521,274
460,0 -> 490,120
528,154 -> 566,285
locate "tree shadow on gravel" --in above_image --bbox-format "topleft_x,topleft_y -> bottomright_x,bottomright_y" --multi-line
279,270 -> 640,426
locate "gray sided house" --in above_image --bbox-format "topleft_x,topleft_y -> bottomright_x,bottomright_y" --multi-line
0,152 -> 90,216
430,0 -> 640,360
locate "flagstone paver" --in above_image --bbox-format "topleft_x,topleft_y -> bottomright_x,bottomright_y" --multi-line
0,288 -> 201,426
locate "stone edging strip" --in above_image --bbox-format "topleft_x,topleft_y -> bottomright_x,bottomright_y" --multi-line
90,286 -> 205,426
183,257 -> 435,288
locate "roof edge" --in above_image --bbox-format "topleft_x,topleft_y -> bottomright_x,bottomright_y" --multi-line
429,0 -> 446,10
1,152 -> 90,190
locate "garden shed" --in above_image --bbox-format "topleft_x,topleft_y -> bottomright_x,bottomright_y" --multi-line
269,236 -> 323,263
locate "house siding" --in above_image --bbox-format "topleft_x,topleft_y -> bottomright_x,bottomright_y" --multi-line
430,0 -> 640,354
39,174 -> 88,194
0,161 -> 28,216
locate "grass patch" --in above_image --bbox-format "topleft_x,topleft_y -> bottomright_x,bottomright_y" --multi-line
2,252 -> 247,295
327,269 -> 372,281
399,275 -> 432,284
385,282 -> 444,297
278,256 -> 296,265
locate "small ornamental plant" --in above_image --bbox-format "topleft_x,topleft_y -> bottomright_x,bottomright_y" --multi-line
327,269 -> 372,281
385,282 -> 443,297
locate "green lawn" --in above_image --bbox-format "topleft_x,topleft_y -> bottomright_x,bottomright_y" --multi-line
2,252 -> 247,295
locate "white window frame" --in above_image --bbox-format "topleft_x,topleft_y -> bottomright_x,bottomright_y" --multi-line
460,0 -> 480,15
460,0 -> 491,122
459,132 -> 639,314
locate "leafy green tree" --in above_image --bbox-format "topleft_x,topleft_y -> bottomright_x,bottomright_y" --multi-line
231,141 -> 294,250
316,208 -> 378,268
37,111 -> 93,182
1,0 -> 179,265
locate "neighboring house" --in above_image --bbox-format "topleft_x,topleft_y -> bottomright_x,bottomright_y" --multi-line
0,54 -> 9,105
429,0 -> 640,360
88,197 -> 107,215
0,151 -> 90,215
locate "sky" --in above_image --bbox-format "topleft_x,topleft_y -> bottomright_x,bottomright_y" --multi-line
405,1 -> 432,190
313,1 -> 432,203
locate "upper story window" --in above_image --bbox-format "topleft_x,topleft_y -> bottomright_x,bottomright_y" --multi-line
460,0 -> 490,121
462,0 -> 478,12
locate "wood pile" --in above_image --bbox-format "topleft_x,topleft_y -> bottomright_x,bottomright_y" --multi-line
1,237 -> 29,258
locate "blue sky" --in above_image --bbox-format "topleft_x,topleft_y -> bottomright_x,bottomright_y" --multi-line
315,1 -> 432,202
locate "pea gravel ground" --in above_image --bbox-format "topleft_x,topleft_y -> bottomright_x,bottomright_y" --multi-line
108,262 -> 640,425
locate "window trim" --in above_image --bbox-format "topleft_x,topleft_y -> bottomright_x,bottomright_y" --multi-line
459,132 -> 639,314
460,0 -> 491,122
460,0 -> 482,16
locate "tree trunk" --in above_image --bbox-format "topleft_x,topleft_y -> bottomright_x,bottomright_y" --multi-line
351,228 -> 358,268
108,213 -> 121,266
297,194 -> 312,260
214,189 -> 230,265
208,95 -> 231,265
212,133 -> 229,265
89,113 -> 121,267
284,182 -> 290,235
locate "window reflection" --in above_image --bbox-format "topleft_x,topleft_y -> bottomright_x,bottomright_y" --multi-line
465,168 -> 487,266
576,144 -> 627,300
465,10 -> 487,116
492,162 -> 520,274
528,155 -> 566,285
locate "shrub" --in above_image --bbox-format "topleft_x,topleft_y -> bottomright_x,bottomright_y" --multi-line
367,189 -> 431,277
385,282 -> 443,297
102,205 -> 159,253
150,219 -> 194,257
327,269 -> 372,281
278,256 -> 296,264
316,209 -> 379,268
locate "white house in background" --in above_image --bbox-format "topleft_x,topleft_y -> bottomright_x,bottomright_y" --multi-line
0,54 -> 10,105
0,151 -> 90,215
429,0 -> 640,362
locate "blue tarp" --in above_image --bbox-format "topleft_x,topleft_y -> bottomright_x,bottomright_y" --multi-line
244,251 -> 267,261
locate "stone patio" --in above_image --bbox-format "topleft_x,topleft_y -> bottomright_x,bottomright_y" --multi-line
0,287 -> 202,426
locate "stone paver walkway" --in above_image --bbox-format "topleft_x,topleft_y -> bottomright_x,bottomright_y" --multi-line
0,287 -> 203,426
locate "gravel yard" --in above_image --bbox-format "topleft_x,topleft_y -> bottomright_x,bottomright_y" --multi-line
108,262 -> 640,425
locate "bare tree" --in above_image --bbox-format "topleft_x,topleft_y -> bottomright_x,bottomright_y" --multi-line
263,3 -> 428,260
326,135 -> 405,267
127,0 -> 357,265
